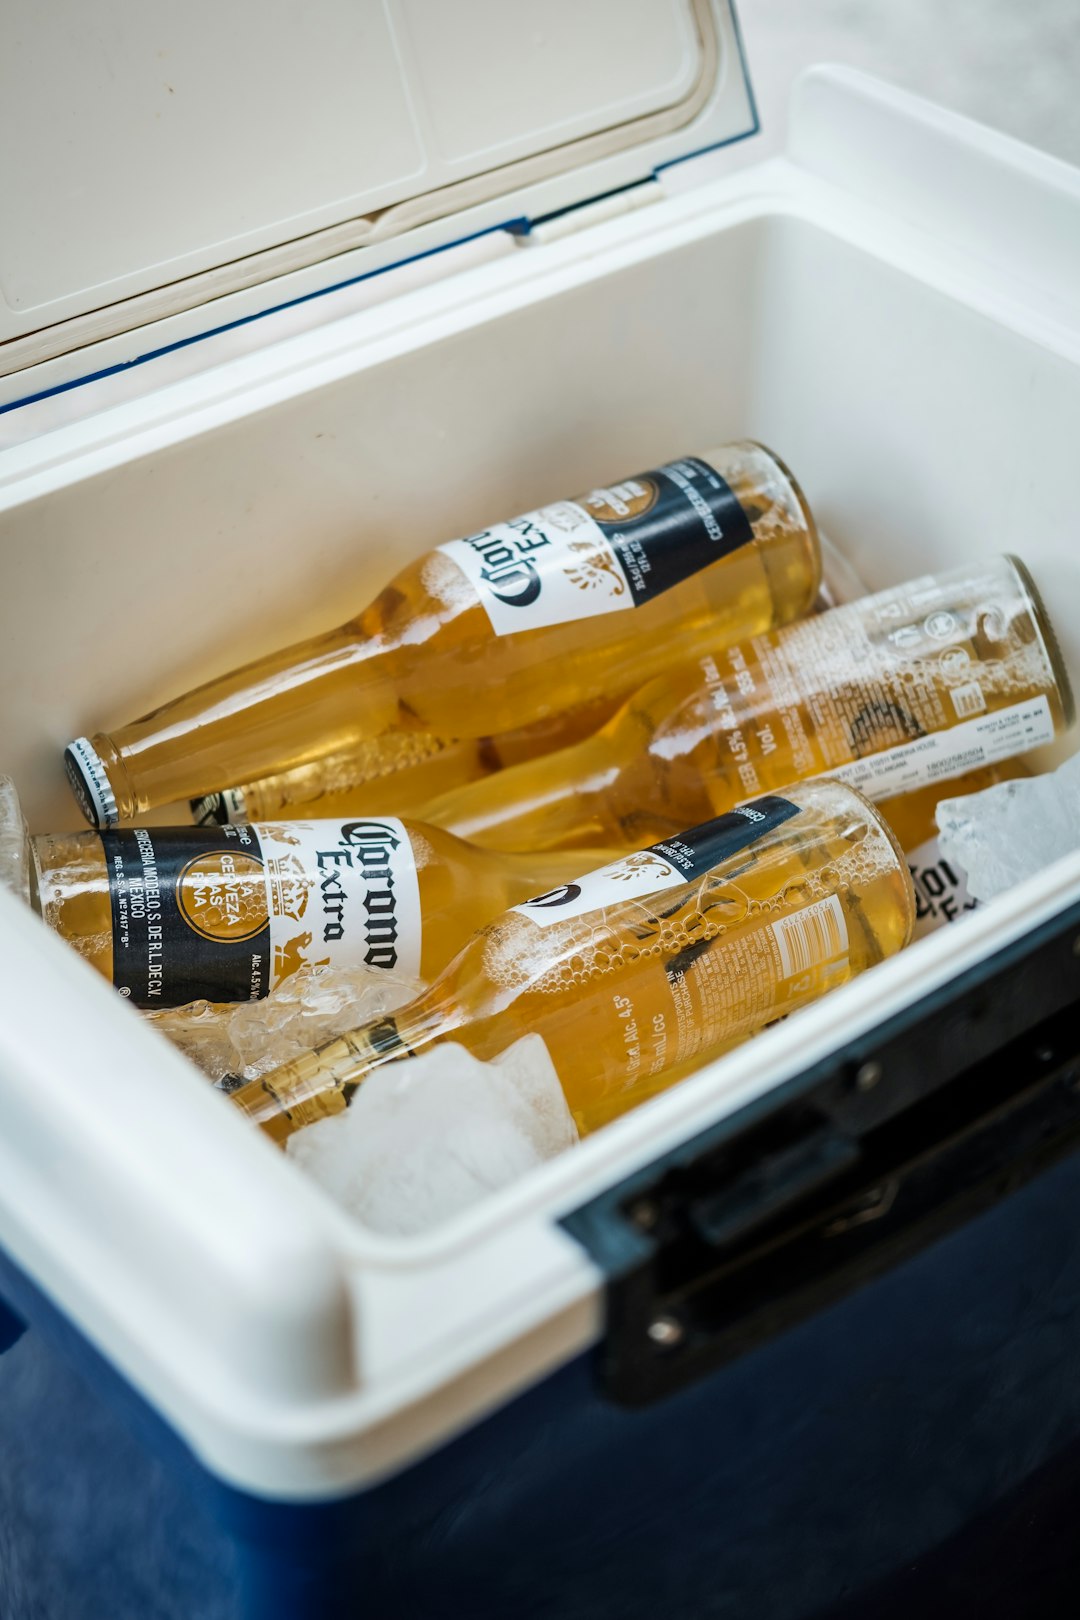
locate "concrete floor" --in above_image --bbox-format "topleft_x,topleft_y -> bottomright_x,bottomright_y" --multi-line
736,0 -> 1080,166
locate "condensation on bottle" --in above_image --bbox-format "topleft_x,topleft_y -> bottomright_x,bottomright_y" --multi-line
193,536 -> 870,833
228,780 -> 915,1145
422,556 -> 1073,853
194,541 -> 874,835
64,442 -> 820,826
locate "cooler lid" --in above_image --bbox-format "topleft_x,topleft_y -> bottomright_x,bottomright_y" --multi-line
0,0 -> 755,371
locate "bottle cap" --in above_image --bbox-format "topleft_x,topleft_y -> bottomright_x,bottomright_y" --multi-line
64,738 -> 118,828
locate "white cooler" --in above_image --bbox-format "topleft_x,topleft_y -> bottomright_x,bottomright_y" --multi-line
1,5 -> 1080,1616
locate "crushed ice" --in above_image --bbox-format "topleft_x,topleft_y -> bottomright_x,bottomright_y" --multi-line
149,964 -> 579,1231
0,776 -> 30,904
285,1035 -> 578,1235
146,961 -> 423,1085
936,750 -> 1080,902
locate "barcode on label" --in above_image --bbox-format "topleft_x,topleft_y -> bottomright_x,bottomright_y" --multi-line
771,894 -> 848,979
950,681 -> 986,719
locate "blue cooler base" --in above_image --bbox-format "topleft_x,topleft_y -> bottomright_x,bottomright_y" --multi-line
5,1149 -> 1080,1619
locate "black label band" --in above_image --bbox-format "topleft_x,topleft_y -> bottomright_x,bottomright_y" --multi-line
588,457 -> 755,607
102,825 -> 271,1007
647,796 -> 801,879
513,796 -> 800,930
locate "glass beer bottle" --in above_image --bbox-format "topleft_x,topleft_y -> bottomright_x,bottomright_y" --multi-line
229,781 -> 915,1144
421,557 -> 1072,852
29,817 -> 617,1009
65,442 -> 819,826
190,696 -> 621,828
191,537 -> 869,832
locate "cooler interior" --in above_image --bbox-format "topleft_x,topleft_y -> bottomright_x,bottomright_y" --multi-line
4,205 -> 1078,833
0,194 -> 1077,1252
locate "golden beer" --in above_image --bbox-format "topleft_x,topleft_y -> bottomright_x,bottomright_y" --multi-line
229,782 -> 915,1143
65,443 -> 819,824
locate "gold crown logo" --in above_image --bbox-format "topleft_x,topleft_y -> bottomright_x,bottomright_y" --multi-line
266,851 -> 312,924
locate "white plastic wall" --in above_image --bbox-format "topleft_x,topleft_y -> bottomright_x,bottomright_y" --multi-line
4,209 -> 1079,826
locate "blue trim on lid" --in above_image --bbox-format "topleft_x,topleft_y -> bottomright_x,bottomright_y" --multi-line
0,218 -> 526,420
0,1 -> 760,423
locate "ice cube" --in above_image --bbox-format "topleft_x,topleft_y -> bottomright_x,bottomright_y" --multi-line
936,750 -> 1080,902
146,961 -> 423,1085
286,1035 -> 579,1235
226,961 -> 422,1079
0,776 -> 30,904
144,999 -> 243,1086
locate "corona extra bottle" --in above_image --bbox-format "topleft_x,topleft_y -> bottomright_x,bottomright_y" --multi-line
64,442 -> 820,825
229,781 -> 915,1144
29,818 -> 615,1009
193,536 -> 868,831
421,557 -> 1072,852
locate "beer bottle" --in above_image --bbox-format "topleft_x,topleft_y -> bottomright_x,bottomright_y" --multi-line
421,557 -> 1072,852
190,696 -> 621,828
29,817 -> 617,1009
193,537 -> 869,831
228,781 -> 915,1144
64,442 -> 819,826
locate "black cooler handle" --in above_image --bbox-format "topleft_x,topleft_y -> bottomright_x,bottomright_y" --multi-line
563,898 -> 1080,1405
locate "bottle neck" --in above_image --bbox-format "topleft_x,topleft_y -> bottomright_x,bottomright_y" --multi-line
93,625 -> 406,818
423,732 -> 629,854
230,988 -> 462,1145
496,845 -> 625,896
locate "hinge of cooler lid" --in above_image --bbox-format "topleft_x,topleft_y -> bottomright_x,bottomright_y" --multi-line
563,897 -> 1080,1407
514,179 -> 664,246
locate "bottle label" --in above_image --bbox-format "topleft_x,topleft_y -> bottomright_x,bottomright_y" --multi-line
572,885 -> 850,1124
656,892 -> 850,1079
101,818 -> 421,1007
825,696 -> 1054,799
512,796 -> 799,929
438,457 -> 753,636
768,894 -> 849,978
907,836 -> 977,938
698,560 -> 1060,801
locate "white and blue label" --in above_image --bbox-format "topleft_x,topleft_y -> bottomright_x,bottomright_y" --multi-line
908,836 -> 978,939
439,457 -> 753,637
513,797 -> 799,929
